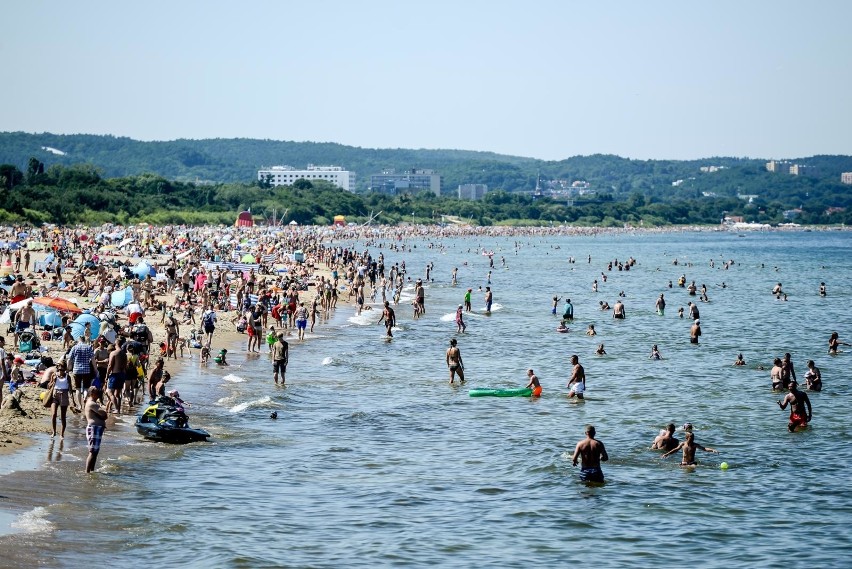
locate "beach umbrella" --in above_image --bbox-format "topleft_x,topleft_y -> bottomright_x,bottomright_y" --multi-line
69,314 -> 101,340
32,296 -> 83,314
241,253 -> 256,263
132,261 -> 155,278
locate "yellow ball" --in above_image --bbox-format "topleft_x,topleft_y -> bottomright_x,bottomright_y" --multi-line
720,462 -> 729,470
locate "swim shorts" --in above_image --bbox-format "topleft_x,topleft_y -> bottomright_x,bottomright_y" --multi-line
532,385 -> 542,397
579,467 -> 604,483
273,359 -> 287,375
789,413 -> 808,428
86,424 -> 105,452
107,372 -> 126,391
568,382 -> 585,395
297,319 -> 307,330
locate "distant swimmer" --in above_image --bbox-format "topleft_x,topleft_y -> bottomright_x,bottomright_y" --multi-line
567,355 -> 585,399
662,431 -> 718,466
655,294 -> 666,316
649,345 -> 662,360
778,380 -> 812,432
828,332 -> 849,355
586,324 -> 597,336
562,298 -> 574,322
804,360 -> 822,391
771,357 -> 783,390
599,300 -> 611,311
772,283 -> 783,295
551,296 -> 561,315
677,307 -> 684,319
688,302 -> 699,320
650,423 -> 679,452
572,425 -> 608,483
612,300 -> 626,319
526,369 -> 542,397
596,343 -> 606,356
592,279 -> 598,293
781,353 -> 796,388
819,282 -> 826,297
733,353 -> 746,366
446,339 -> 464,384
690,319 -> 701,345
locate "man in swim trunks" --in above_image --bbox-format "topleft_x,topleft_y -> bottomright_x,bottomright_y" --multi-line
271,332 -> 289,384
612,300 -> 625,319
662,431 -> 718,465
85,386 -> 107,473
105,337 -> 128,415
484,286 -> 493,313
446,338 -> 464,384
655,294 -> 666,316
567,355 -> 585,399
295,302 -> 308,341
526,369 -> 542,397
651,423 -> 679,452
378,301 -> 396,338
690,319 -> 701,344
778,380 -> 812,432
572,425 -> 608,482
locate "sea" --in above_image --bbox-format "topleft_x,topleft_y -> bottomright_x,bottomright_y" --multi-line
1,229 -> 850,568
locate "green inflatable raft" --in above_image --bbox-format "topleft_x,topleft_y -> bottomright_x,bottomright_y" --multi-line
468,387 -> 533,397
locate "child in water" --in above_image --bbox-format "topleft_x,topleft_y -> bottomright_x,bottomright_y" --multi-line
650,345 -> 662,360
266,326 -> 277,352
214,349 -> 229,366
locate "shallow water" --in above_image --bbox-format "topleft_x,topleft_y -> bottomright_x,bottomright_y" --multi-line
1,230 -> 851,567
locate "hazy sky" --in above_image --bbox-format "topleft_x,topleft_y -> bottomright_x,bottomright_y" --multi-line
2,1 -> 850,161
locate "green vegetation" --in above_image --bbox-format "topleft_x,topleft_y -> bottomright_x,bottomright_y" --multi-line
0,132 -> 850,226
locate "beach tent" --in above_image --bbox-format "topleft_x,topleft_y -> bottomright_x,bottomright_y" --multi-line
132,261 -> 155,279
68,313 -> 101,340
235,211 -> 253,228
241,253 -> 256,263
38,311 -> 63,328
110,286 -> 134,308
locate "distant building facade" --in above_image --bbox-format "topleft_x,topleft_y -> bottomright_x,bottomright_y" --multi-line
258,165 -> 356,192
766,160 -> 790,173
841,172 -> 852,184
369,169 -> 441,196
789,164 -> 813,176
458,183 -> 488,200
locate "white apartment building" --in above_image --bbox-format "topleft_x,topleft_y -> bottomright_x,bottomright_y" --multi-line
258,164 -> 356,192
458,183 -> 488,200
840,172 -> 852,185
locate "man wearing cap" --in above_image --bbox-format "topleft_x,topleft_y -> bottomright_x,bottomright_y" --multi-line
572,425 -> 609,483
690,319 -> 701,344
778,380 -> 812,432
68,335 -> 96,404
271,332 -> 289,384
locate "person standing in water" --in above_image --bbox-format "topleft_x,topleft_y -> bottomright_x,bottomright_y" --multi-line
455,304 -> 466,333
661,431 -> 718,466
464,288 -> 472,312
778,380 -> 812,432
572,425 -> 608,483
655,293 -> 666,316
378,301 -> 396,338
446,339 -> 464,384
526,369 -> 542,397
690,319 -> 701,344
85,386 -> 108,473
567,355 -> 586,399
484,286 -> 493,313
562,298 -> 574,322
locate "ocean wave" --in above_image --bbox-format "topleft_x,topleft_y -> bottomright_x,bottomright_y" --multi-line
229,396 -> 272,413
11,507 -> 55,534
223,374 -> 246,383
321,357 -> 335,366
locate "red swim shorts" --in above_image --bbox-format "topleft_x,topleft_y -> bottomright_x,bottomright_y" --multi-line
789,413 -> 808,428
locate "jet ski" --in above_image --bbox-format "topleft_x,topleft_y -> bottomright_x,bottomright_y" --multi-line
135,395 -> 210,444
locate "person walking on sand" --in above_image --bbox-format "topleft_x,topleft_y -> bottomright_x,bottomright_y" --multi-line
662,431 -> 718,466
272,332 -> 289,385
85,386 -> 107,473
378,301 -> 396,338
49,361 -> 78,438
572,425 -> 608,483
446,338 -> 464,384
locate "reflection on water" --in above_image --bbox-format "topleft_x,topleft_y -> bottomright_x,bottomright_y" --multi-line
1,231 -> 851,567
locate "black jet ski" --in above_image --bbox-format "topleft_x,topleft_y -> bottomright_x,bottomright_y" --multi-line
135,396 -> 210,444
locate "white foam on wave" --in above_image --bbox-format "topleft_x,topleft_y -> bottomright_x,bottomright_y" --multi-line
223,374 -> 246,383
11,507 -> 55,534
483,303 -> 504,312
230,396 -> 272,413
321,357 -> 334,366
347,312 -> 375,326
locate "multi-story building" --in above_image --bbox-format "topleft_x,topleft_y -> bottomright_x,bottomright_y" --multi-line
258,165 -> 356,192
766,160 -> 790,173
841,172 -> 852,185
458,184 -> 488,200
369,169 -> 441,196
789,164 -> 813,176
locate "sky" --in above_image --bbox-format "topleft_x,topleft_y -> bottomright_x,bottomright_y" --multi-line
2,0 -> 851,161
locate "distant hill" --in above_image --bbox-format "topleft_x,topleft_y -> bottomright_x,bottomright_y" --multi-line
1,132 -> 851,204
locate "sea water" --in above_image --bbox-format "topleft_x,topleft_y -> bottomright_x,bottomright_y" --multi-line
0,230 -> 851,568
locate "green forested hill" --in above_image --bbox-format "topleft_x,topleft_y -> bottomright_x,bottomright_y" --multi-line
0,132 -> 850,226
